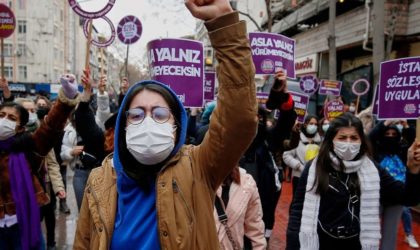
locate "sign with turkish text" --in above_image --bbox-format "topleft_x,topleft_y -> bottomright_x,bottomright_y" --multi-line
204,71 -> 216,101
256,92 -> 269,105
147,38 -> 204,108
352,79 -> 370,96
68,0 -> 115,19
0,4 -> 15,38
289,91 -> 309,123
324,100 -> 345,121
319,80 -> 342,96
295,54 -> 318,76
249,32 -> 295,78
378,57 -> 420,120
117,15 -> 142,45
83,17 -> 115,47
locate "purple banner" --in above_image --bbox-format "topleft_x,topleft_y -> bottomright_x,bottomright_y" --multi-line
378,57 -> 420,120
249,32 -> 295,78
204,71 -> 216,101
324,100 -> 345,121
289,91 -> 309,123
147,38 -> 204,108
319,80 -> 342,96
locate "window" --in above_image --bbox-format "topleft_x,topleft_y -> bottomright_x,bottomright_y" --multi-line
17,44 -> 26,56
4,66 -> 13,78
54,48 -> 58,61
3,44 -> 13,57
19,65 -> 27,80
18,20 -> 27,34
60,10 -> 63,22
54,25 -> 58,37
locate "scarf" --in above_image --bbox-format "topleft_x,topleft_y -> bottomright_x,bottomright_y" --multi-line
379,155 -> 406,183
0,137 -> 41,250
299,154 -> 381,250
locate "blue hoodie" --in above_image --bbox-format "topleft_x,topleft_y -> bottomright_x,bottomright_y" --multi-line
110,80 -> 187,249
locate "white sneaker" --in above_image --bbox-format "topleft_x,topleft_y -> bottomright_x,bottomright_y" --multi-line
405,235 -> 419,248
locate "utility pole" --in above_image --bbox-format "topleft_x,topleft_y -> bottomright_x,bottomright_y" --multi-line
328,0 -> 336,81
372,0 -> 385,86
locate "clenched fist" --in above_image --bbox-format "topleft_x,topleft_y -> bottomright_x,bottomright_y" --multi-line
185,0 -> 233,21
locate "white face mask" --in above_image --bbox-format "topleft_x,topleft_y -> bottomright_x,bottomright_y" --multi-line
322,124 -> 330,133
396,124 -> 403,133
349,106 -> 356,112
306,124 -> 318,135
333,141 -> 361,161
126,117 -> 175,165
0,118 -> 17,141
28,112 -> 38,125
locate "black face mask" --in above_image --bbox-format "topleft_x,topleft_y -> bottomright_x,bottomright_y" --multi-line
381,136 -> 400,152
36,107 -> 50,120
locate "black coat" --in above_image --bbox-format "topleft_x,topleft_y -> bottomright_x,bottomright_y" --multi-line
286,161 -> 420,250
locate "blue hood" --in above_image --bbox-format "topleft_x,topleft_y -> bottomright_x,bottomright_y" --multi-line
113,80 -> 187,173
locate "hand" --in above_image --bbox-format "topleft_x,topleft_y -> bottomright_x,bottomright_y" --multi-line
407,139 -> 420,174
98,77 -> 107,95
272,69 -> 287,92
57,191 -> 66,199
0,78 -> 11,99
71,146 -> 84,156
292,122 -> 302,133
120,77 -> 129,94
60,74 -> 79,99
81,69 -> 93,101
185,0 -> 233,21
400,119 -> 409,128
190,108 -> 199,116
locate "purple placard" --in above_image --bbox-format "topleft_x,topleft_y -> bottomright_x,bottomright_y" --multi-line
372,84 -> 379,115
319,80 -> 342,96
289,91 -> 309,123
352,79 -> 370,96
204,71 -> 216,101
249,32 -> 295,78
83,17 -> 115,47
147,38 -> 204,108
117,15 -> 142,45
378,57 -> 420,120
256,92 -> 269,105
324,100 -> 345,120
68,0 -> 115,19
299,75 -> 319,95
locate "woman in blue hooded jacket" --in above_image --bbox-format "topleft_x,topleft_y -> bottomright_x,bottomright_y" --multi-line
73,1 -> 259,249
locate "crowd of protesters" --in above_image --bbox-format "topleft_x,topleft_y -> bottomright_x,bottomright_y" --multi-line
0,0 -> 419,250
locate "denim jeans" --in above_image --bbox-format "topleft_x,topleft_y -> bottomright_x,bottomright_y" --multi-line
73,168 -> 91,211
401,206 -> 413,235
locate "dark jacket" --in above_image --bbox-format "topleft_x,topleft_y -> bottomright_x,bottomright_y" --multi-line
286,161 -> 420,250
75,101 -> 105,168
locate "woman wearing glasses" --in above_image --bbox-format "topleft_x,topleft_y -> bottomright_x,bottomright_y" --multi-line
73,0 -> 258,249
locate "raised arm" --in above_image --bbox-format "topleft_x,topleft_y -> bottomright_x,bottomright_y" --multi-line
0,78 -> 14,102
186,0 -> 258,190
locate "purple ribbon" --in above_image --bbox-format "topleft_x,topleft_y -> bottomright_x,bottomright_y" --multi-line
0,138 -> 41,249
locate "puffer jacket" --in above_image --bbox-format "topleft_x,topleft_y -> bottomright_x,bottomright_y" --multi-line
282,132 -> 321,178
73,11 -> 257,250
214,169 -> 266,250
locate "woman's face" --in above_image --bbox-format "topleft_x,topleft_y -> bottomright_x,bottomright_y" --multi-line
36,99 -> 48,108
0,107 -> 23,133
127,89 -> 176,127
307,118 -> 318,126
333,127 -> 361,144
323,120 -> 330,126
22,101 -> 36,113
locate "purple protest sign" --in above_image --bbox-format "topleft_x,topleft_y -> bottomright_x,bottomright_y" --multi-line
372,84 -> 379,115
249,32 -> 295,78
319,80 -> 342,96
256,92 -> 269,106
0,4 -> 15,38
299,75 -> 319,95
117,15 -> 142,45
289,91 -> 309,123
352,79 -> 370,96
378,57 -> 420,120
204,71 -> 216,101
324,100 -> 345,121
147,38 -> 204,108
83,17 -> 115,47
68,0 -> 115,19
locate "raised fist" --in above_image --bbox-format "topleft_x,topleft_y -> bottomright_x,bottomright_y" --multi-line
60,74 -> 78,99
185,0 -> 233,21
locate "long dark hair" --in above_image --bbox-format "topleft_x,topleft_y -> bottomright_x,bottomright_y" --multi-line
117,83 -> 181,188
313,112 -> 372,195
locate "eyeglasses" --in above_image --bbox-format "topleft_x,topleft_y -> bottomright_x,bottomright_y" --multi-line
126,107 -> 172,125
